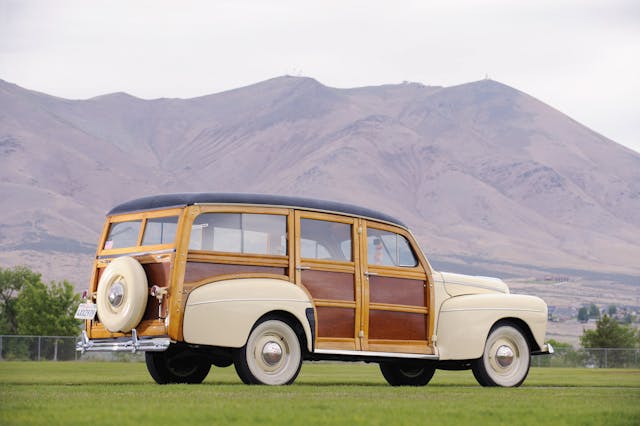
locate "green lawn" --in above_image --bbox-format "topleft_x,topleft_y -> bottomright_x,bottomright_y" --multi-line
1,362 -> 639,425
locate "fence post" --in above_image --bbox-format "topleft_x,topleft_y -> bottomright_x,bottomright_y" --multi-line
37,336 -> 41,361
0,335 -> 3,361
604,348 -> 607,368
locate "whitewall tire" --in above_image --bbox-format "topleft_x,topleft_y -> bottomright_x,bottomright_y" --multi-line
96,256 -> 148,333
472,323 -> 531,387
233,318 -> 302,385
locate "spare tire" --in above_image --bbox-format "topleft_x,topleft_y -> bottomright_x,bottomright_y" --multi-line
96,256 -> 148,333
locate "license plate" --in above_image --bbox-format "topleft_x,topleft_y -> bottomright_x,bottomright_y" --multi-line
74,303 -> 98,320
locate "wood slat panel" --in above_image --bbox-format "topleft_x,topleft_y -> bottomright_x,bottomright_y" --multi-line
369,275 -> 426,306
368,310 -> 427,341
317,306 -> 355,338
301,270 -> 355,301
184,262 -> 286,283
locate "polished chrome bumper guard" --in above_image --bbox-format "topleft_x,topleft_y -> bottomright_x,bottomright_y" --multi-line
532,342 -> 554,356
77,329 -> 171,354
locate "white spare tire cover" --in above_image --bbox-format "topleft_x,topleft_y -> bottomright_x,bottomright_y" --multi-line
96,256 -> 148,333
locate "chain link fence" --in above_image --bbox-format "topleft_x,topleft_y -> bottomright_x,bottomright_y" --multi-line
1,335 -> 638,367
533,347 -> 640,368
0,335 -> 143,361
0,335 -> 79,361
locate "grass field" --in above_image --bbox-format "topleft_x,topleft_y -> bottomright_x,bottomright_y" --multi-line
1,362 -> 639,425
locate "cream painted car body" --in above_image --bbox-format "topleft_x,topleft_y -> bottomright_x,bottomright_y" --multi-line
431,271 -> 548,360
183,278 -> 314,351
182,273 -> 547,362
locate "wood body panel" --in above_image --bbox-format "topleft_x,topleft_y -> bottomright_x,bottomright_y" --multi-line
368,275 -> 426,306
90,320 -> 166,338
368,310 -> 427,341
184,262 -> 286,284
316,307 -> 356,338
301,270 -> 355,301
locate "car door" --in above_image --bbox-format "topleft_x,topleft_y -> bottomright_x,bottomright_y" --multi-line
360,222 -> 431,354
294,211 -> 363,351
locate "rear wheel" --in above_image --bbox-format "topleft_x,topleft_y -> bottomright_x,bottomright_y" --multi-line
233,318 -> 302,385
379,362 -> 436,386
145,345 -> 211,384
472,323 -> 531,387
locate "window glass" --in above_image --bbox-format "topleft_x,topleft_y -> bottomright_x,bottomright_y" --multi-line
141,216 -> 179,246
189,213 -> 286,255
367,228 -> 417,267
104,220 -> 141,250
300,219 -> 352,262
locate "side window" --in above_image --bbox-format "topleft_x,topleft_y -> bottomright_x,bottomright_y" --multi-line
142,216 -> 179,246
104,220 -> 141,250
300,218 -> 352,262
189,213 -> 286,255
367,228 -> 417,267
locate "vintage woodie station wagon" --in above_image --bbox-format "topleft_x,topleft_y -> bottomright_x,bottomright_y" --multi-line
76,193 -> 552,387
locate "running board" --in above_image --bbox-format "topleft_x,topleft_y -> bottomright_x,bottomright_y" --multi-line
314,349 -> 439,360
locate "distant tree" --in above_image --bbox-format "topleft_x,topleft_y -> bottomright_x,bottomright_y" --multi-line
0,266 -> 42,334
15,278 -> 81,360
15,279 -> 81,336
577,307 -> 589,322
581,315 -> 639,367
608,305 -> 617,316
588,303 -> 600,319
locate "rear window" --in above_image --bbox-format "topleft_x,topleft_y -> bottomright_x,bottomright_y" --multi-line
103,216 -> 179,250
142,217 -> 179,246
104,220 -> 141,250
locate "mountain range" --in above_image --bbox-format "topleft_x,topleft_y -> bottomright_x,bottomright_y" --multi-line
1,76 -> 639,292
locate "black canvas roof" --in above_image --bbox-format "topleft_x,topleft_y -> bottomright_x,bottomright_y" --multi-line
107,193 -> 406,227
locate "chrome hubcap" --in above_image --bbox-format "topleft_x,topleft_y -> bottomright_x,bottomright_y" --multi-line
108,281 -> 125,307
495,345 -> 514,367
261,341 -> 283,365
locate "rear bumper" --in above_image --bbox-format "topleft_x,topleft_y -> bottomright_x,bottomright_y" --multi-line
77,329 -> 170,353
532,342 -> 554,356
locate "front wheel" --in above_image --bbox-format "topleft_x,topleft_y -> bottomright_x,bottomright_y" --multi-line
233,318 -> 302,385
145,346 -> 211,384
379,362 -> 436,386
472,324 -> 531,387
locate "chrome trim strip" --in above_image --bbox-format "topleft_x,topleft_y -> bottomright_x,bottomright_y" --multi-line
187,298 -> 310,307
76,330 -> 170,353
314,348 -> 439,360
440,307 -> 543,313
98,248 -> 176,260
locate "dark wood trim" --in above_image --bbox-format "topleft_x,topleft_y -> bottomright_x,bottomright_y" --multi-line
368,310 -> 427,341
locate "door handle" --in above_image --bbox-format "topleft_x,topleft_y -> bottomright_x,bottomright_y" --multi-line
364,271 -> 379,278
296,266 -> 311,271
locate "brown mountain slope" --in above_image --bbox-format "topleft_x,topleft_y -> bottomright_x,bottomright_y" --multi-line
0,76 -> 638,289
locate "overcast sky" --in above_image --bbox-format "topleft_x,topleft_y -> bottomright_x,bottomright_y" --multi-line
1,0 -> 639,153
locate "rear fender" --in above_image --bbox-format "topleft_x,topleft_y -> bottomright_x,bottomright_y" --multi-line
183,278 -> 314,351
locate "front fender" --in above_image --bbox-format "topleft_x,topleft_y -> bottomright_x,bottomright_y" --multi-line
435,294 -> 548,360
183,278 -> 314,351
